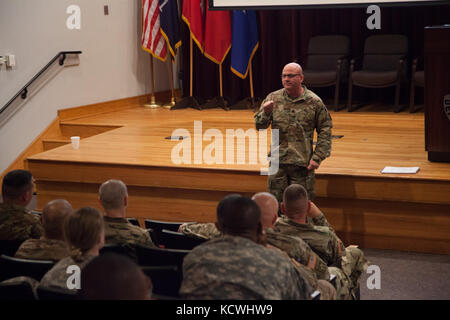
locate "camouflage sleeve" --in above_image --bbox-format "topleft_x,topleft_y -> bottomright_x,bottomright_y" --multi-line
254,95 -> 273,130
29,215 -> 44,239
138,230 -> 156,248
179,222 -> 221,240
312,212 -> 334,231
312,102 -> 333,164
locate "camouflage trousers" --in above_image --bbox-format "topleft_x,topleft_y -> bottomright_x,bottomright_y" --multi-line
329,246 -> 368,300
268,164 -> 316,204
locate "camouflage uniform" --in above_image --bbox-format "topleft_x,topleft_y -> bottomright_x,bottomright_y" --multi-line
14,238 -> 70,261
103,216 -> 155,247
0,204 -> 43,241
275,214 -> 368,299
180,223 -> 330,284
254,86 -> 332,200
180,235 -> 312,300
39,255 -> 95,291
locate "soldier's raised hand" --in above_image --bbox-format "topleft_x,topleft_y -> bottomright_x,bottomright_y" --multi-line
263,100 -> 274,115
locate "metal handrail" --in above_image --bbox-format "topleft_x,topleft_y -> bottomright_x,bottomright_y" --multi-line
0,51 -> 82,115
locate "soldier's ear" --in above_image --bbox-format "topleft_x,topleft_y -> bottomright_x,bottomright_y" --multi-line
307,200 -> 312,213
280,202 -> 286,214
124,195 -> 128,207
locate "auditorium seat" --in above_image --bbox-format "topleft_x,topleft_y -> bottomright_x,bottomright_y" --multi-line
100,243 -> 137,262
37,286 -> 77,300
348,34 -> 408,112
141,265 -> 181,299
127,217 -> 140,227
158,229 -> 207,250
135,244 -> 189,272
302,35 -> 350,111
409,57 -> 424,113
144,219 -> 195,246
0,239 -> 24,257
0,255 -> 54,282
0,280 -> 36,300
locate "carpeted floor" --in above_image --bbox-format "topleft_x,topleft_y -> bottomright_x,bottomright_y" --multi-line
360,248 -> 450,300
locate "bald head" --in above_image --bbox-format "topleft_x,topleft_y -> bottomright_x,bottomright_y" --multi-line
216,194 -> 261,239
99,179 -> 128,214
252,192 -> 278,228
281,62 -> 304,97
42,199 -> 73,240
282,184 -> 309,219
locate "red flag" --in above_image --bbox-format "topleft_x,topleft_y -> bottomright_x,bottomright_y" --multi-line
204,8 -> 231,65
142,0 -> 168,61
182,0 -> 204,52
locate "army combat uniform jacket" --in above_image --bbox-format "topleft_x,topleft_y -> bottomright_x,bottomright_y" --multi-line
103,216 -> 155,247
254,87 -> 332,166
0,204 -> 43,241
180,235 -> 312,300
15,238 -> 70,261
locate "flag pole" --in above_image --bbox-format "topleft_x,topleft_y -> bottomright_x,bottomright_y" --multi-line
144,56 -> 161,108
249,60 -> 254,100
163,57 -> 176,108
190,35 -> 194,97
219,63 -> 223,97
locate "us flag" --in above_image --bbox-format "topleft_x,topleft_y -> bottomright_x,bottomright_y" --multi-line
142,0 -> 168,61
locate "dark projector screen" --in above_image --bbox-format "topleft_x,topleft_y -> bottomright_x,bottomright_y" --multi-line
209,0 -> 449,9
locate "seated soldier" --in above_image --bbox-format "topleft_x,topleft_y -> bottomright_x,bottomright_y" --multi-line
99,179 -> 154,247
179,194 -> 312,300
0,170 -> 43,242
180,192 -> 334,300
15,199 -> 72,261
79,253 -> 152,300
275,184 -> 368,299
40,207 -> 104,291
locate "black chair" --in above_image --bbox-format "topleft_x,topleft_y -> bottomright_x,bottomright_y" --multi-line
135,244 -> 189,271
409,57 -> 424,113
0,239 -> 24,256
144,219 -> 194,246
127,217 -> 140,227
141,265 -> 181,299
37,286 -> 77,300
0,280 -> 36,300
0,255 -> 54,282
348,34 -> 408,112
99,243 -> 137,262
302,35 -> 350,111
158,229 -> 207,250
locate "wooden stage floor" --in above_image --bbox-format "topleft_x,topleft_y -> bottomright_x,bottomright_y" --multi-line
28,106 -> 450,254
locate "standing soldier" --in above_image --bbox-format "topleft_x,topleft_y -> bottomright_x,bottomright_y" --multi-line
255,62 -> 332,201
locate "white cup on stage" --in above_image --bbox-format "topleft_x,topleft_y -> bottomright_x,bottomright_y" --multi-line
71,136 -> 80,150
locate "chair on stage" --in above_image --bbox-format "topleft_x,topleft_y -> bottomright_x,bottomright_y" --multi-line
302,35 -> 350,111
141,265 -> 181,299
347,34 -> 408,112
409,57 -> 425,113
0,254 -> 55,282
158,229 -> 207,250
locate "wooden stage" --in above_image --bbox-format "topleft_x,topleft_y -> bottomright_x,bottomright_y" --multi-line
27,104 -> 450,254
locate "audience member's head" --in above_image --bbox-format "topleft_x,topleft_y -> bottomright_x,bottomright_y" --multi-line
64,207 -> 104,260
216,194 -> 264,244
281,184 -> 311,219
1,170 -> 34,207
99,179 -> 128,217
252,192 -> 279,228
41,199 -> 73,241
79,253 -> 151,300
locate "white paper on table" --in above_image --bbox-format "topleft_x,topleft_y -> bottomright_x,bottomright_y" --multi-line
381,166 -> 420,174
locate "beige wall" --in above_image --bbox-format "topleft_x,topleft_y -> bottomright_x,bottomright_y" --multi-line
0,0 -> 180,172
